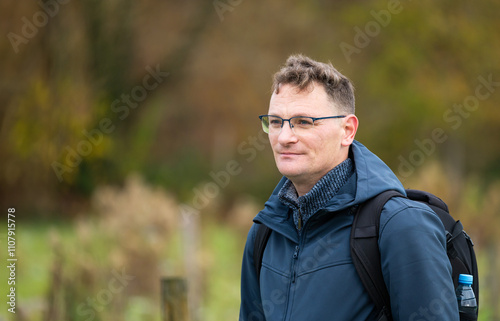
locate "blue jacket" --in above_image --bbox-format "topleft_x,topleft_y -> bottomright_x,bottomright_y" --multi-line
239,141 -> 459,320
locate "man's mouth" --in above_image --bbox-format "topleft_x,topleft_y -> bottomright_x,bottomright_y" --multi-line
278,152 -> 302,156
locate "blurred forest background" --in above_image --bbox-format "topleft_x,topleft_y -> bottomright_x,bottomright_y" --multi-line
1,0 -> 499,320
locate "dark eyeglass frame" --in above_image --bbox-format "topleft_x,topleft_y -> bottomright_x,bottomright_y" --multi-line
258,114 -> 346,134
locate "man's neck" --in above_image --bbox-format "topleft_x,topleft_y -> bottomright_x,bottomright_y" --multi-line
294,183 -> 314,197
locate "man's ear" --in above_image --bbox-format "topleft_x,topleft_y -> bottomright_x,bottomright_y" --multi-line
341,114 -> 358,146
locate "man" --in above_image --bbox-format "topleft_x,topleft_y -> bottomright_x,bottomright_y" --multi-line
239,55 -> 459,320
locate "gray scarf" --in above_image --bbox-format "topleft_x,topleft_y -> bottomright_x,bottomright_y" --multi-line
278,157 -> 354,232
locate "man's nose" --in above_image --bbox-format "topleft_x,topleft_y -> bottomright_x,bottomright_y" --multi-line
277,120 -> 298,144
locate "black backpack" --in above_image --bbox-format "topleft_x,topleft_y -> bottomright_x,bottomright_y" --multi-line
253,189 -> 479,321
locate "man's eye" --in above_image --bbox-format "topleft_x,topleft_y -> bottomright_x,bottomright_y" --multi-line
295,118 -> 313,126
269,119 -> 282,126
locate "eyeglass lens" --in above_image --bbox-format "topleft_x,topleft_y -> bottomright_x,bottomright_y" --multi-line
261,116 -> 315,134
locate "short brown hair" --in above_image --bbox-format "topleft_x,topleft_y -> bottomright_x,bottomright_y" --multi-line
272,54 -> 355,114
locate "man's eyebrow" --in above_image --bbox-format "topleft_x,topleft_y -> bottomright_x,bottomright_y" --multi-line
267,112 -> 316,118
291,113 -> 316,118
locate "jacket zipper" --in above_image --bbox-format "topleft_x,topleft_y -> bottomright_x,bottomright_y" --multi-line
285,210 -> 320,319
285,219 -> 308,319
294,209 -> 302,283
292,245 -> 299,283
283,244 -> 300,321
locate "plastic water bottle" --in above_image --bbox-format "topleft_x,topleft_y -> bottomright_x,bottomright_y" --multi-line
456,274 -> 477,315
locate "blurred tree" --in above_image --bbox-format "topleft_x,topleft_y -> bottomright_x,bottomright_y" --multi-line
0,0 -> 499,219
342,0 -> 500,204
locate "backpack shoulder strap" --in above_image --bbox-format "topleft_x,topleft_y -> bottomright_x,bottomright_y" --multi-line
405,189 -> 455,228
350,190 -> 404,321
253,223 -> 272,281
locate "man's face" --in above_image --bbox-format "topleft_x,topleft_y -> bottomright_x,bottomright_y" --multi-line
268,83 -> 354,194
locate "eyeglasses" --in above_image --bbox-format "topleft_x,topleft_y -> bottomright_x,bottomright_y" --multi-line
259,115 -> 346,134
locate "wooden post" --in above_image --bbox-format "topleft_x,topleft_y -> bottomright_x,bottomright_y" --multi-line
162,278 -> 189,321
182,210 -> 201,321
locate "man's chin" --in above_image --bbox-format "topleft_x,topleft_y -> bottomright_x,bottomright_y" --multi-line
277,167 -> 304,181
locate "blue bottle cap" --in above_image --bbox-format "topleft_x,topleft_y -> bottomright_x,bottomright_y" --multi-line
458,274 -> 473,285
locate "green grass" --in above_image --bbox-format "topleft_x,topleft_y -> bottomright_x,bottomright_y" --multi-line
0,218 -> 247,321
202,221 -> 245,321
1,219 -> 65,319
